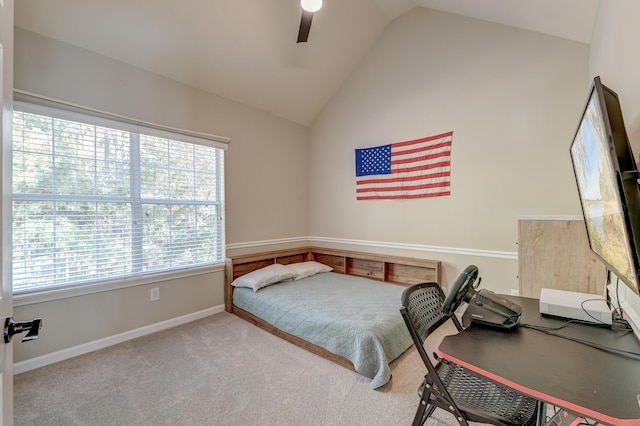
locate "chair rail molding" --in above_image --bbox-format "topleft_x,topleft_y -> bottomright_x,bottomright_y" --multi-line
227,237 -> 517,260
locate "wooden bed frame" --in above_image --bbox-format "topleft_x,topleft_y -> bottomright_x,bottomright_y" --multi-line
225,246 -> 441,371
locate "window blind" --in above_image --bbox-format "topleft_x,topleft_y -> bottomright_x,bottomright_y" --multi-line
12,101 -> 226,294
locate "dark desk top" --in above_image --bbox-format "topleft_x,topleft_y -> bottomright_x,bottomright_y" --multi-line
437,296 -> 640,425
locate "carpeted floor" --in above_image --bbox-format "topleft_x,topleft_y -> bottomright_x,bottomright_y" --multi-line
14,312 -> 463,425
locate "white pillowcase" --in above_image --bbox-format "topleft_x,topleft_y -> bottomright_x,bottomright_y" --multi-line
286,261 -> 333,280
231,263 -> 296,292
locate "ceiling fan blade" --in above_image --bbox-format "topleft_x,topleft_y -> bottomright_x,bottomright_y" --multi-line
297,10 -> 314,43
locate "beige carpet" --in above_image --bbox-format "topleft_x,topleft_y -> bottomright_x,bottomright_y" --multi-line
14,312 -> 463,426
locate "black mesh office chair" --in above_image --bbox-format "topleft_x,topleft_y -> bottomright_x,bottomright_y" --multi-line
400,282 -> 541,426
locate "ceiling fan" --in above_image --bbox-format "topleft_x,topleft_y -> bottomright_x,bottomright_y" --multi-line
297,0 -> 323,43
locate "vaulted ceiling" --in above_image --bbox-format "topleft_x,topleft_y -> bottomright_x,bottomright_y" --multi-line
14,0 -> 600,126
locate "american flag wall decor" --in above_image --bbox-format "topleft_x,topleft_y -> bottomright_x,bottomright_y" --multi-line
355,131 -> 452,200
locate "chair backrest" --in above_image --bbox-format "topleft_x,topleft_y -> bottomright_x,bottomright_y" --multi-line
401,282 -> 450,344
400,282 -> 463,375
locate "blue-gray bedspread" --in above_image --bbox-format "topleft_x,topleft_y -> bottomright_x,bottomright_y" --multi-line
232,272 -> 412,389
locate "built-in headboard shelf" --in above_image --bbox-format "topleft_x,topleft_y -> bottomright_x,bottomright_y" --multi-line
308,247 -> 440,284
225,247 -> 441,312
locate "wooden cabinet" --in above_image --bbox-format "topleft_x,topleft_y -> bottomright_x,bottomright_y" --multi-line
518,218 -> 607,298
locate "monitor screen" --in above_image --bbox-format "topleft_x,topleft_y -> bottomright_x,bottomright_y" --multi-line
570,77 -> 640,295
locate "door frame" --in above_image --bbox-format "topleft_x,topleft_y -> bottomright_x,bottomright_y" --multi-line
0,0 -> 15,424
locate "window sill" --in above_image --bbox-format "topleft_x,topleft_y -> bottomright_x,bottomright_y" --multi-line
13,263 -> 226,307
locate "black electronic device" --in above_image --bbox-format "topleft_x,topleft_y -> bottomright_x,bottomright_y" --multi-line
443,265 -> 522,331
570,76 -> 640,295
461,288 -> 522,331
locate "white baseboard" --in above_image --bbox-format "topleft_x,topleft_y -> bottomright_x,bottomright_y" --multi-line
13,305 -> 225,375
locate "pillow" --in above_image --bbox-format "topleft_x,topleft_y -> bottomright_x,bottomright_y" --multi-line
231,263 -> 296,292
286,261 -> 333,280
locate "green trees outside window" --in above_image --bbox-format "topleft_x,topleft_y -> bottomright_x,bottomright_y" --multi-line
12,110 -> 225,293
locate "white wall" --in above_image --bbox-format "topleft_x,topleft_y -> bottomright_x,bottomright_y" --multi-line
12,28 -> 309,363
308,8 -> 590,294
589,0 -> 640,328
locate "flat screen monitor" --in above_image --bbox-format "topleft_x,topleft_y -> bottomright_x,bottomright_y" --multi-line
570,76 -> 640,295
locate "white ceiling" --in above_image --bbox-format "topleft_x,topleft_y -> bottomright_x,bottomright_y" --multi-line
14,0 -> 600,126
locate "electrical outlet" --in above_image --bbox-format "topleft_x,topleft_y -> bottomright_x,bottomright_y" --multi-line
150,287 -> 160,301
510,289 -> 519,296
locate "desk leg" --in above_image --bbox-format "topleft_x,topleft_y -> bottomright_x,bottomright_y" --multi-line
536,401 -> 546,426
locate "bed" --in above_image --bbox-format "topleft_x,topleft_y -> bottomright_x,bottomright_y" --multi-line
224,247 -> 441,389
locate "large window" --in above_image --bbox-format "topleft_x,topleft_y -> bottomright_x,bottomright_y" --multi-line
12,106 -> 226,294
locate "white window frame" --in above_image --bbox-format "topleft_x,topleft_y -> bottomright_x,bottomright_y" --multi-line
12,92 -> 229,306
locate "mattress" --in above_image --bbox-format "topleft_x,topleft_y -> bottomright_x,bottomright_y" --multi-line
232,271 -> 413,389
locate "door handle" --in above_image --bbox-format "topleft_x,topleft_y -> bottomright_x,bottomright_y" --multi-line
3,317 -> 42,343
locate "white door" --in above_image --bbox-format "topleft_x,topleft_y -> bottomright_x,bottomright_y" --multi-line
0,0 -> 14,424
